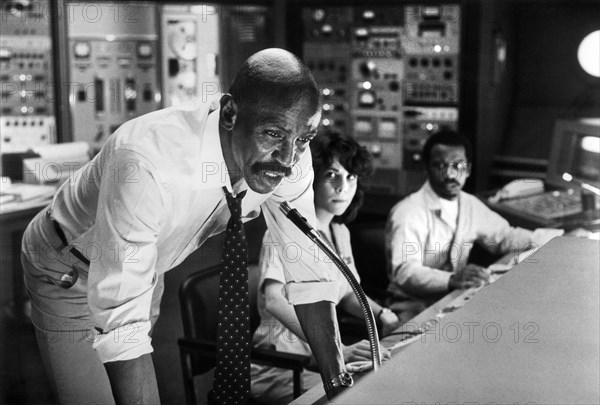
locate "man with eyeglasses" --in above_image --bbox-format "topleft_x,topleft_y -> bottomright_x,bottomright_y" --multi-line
384,130 -> 563,309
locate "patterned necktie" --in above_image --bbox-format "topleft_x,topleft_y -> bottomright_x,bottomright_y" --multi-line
213,187 -> 250,405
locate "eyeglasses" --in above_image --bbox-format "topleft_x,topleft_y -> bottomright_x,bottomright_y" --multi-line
429,161 -> 470,172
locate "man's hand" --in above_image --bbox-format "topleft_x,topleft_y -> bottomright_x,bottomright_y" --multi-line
343,340 -> 391,364
450,264 -> 490,290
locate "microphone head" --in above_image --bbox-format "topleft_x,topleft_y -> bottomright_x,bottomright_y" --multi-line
280,201 -> 292,216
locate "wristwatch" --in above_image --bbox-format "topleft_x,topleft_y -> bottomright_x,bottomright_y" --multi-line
324,371 -> 354,393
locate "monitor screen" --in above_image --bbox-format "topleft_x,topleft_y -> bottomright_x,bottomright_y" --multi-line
547,118 -> 600,190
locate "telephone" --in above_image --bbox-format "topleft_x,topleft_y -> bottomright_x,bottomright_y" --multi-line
488,179 -> 544,204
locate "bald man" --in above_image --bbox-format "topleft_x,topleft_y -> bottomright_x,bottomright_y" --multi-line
22,49 -> 347,404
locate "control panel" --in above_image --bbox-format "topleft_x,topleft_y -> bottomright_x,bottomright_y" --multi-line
66,2 -> 161,146
0,115 -> 55,153
161,4 -> 220,107
402,5 -> 460,105
1,0 -> 55,152
303,7 -> 353,134
302,4 -> 461,195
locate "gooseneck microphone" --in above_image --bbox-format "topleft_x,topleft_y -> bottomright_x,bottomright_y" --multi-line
280,201 -> 382,372
279,201 -> 319,237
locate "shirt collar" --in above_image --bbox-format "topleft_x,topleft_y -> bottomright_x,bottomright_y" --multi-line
196,97 -> 266,218
197,97 -> 248,194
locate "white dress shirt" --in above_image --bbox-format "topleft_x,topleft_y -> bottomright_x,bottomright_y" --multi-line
385,181 -> 563,300
49,96 -> 340,363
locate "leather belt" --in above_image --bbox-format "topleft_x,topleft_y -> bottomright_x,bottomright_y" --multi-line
52,219 -> 90,266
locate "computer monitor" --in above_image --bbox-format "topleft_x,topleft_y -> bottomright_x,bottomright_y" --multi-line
547,118 -> 600,191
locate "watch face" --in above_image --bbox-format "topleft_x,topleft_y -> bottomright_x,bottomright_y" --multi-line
325,371 -> 355,392
340,372 -> 354,387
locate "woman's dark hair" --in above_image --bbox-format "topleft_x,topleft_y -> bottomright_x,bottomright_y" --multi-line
310,131 -> 374,224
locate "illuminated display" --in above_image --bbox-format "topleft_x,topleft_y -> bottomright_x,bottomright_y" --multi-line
74,42 -> 91,59
358,90 -> 376,107
137,42 -> 153,59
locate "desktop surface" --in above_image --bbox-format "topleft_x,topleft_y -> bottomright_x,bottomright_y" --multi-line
484,189 -> 600,230
327,237 -> 599,404
497,189 -> 583,220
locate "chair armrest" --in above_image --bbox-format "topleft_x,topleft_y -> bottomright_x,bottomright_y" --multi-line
251,347 -> 311,370
178,337 -> 219,381
178,337 -> 217,354
179,336 -> 310,370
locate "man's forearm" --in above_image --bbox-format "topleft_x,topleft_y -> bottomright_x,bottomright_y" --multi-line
397,263 -> 453,296
294,301 -> 347,399
104,353 -> 160,405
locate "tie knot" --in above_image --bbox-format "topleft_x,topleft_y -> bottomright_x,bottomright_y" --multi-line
223,187 -> 246,216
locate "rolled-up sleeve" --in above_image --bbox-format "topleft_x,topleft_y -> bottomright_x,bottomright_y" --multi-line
261,151 -> 339,305
87,148 -> 166,363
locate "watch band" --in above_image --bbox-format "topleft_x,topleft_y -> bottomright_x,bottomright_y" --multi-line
323,371 -> 354,392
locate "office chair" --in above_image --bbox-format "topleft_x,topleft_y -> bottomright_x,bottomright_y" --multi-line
348,220 -> 389,302
178,263 -> 311,405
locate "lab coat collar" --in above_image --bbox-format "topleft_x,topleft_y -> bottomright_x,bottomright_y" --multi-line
421,180 -> 468,271
421,180 -> 462,226
421,180 -> 444,210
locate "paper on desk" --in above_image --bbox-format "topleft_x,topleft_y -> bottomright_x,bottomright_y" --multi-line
493,247 -> 540,268
487,263 -> 513,274
0,182 -> 55,202
23,142 -> 91,185
32,142 -> 90,160
0,193 -> 16,204
588,232 -> 600,240
387,333 -> 423,352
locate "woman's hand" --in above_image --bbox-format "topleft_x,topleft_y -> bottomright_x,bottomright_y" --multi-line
380,310 -> 401,337
342,340 -> 391,363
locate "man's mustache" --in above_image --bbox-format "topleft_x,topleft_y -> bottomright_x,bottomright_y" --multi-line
251,162 -> 293,177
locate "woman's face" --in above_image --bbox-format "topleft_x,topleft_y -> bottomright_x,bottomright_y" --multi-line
314,157 -> 358,218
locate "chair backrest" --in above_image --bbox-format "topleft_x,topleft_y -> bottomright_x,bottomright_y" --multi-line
179,262 -> 262,373
348,221 -> 388,302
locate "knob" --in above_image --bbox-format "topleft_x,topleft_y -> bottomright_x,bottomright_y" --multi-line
359,61 -> 376,77
370,144 -> 382,157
